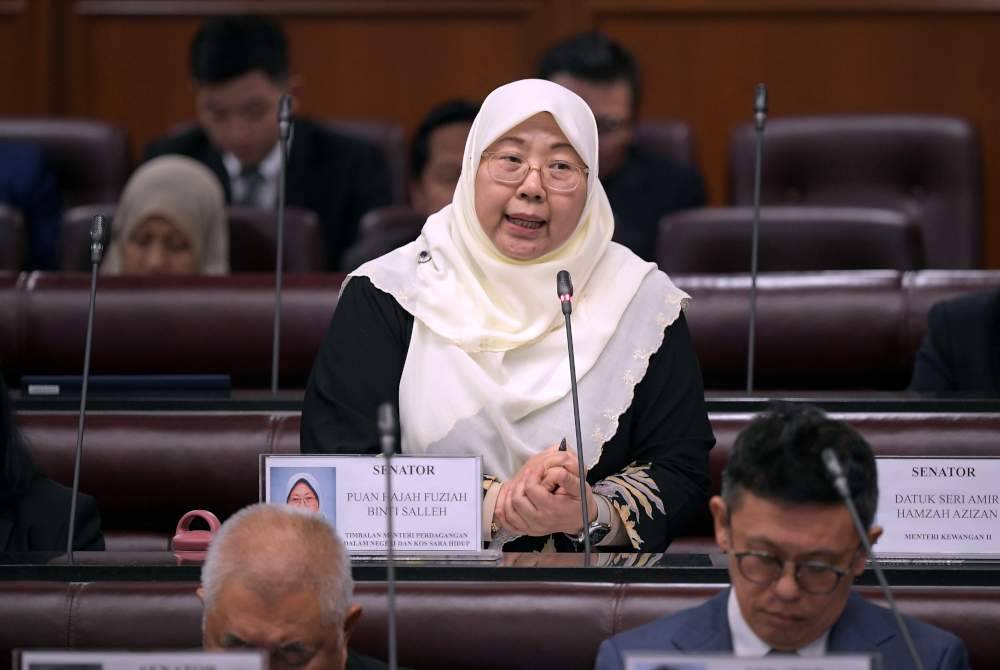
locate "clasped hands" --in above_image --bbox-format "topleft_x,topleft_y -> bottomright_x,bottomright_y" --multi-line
493,443 -> 598,538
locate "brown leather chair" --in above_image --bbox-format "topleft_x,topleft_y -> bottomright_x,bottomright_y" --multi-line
59,204 -> 326,272
634,119 -> 700,167
341,205 -> 425,271
0,205 -> 25,271
679,271 -> 909,390
0,117 -> 129,207
0,581 -> 995,670
728,115 -> 983,269
0,272 -> 20,378
659,206 -> 924,273
17,273 -> 343,388
323,119 -> 408,204
20,412 -> 297,551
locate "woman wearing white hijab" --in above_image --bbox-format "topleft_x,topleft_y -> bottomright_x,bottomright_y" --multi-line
302,80 -> 713,551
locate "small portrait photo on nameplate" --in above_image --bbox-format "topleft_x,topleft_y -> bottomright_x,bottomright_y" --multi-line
17,650 -> 266,670
261,454 -> 482,554
623,652 -> 879,670
874,456 -> 1000,558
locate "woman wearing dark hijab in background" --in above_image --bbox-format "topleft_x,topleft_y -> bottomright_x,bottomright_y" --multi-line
0,374 -> 104,553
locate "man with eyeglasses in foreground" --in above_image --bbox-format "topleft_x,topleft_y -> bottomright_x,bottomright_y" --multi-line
595,403 -> 969,669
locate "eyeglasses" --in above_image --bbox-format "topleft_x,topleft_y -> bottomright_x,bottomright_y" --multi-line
481,151 -> 588,193
731,547 -> 861,595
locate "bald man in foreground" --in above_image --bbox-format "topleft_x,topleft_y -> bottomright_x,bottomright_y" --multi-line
198,504 -> 395,670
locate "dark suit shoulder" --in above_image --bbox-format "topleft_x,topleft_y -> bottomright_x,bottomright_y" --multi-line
293,118 -> 387,163
844,594 -> 968,658
931,288 -> 1000,327
8,477 -> 105,552
143,125 -> 214,163
606,590 -> 727,651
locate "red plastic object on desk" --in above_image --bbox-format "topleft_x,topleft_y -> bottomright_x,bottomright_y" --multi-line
171,510 -> 221,562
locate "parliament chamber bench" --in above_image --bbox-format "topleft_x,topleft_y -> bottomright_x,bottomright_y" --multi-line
0,580 -> 997,670
17,410 -> 1000,552
1,269 -> 1000,390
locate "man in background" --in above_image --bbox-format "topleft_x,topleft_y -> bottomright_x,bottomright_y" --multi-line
199,503 -> 395,670
0,142 -> 62,270
538,32 -> 705,262
144,14 -> 392,270
596,403 -> 969,669
408,99 -> 479,217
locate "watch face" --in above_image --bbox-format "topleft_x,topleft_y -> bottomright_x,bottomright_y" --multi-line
588,522 -> 611,545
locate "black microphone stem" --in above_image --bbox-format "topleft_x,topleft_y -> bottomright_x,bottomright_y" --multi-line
747,83 -> 767,395
822,449 -> 926,670
68,216 -> 105,562
271,98 -> 293,396
378,403 -> 398,670
562,311 -> 591,565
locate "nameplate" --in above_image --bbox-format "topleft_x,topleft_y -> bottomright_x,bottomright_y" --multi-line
875,456 -> 1000,557
624,653 -> 877,670
261,454 -> 482,554
17,650 -> 265,670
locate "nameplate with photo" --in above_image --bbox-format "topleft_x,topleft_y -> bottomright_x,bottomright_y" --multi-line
261,454 -> 482,554
874,456 -> 1000,557
17,650 -> 266,670
623,652 -> 879,670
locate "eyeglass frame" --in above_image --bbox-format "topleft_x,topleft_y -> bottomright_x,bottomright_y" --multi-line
480,151 -> 589,193
729,543 -> 864,595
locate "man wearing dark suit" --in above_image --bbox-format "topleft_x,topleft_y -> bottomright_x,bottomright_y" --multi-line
910,289 -> 1000,394
143,15 -> 392,271
596,403 -> 969,670
538,32 -> 706,263
0,142 -> 63,270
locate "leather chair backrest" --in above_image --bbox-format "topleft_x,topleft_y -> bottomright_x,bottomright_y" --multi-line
659,206 -> 924,273
323,119 -> 408,204
18,411 -> 1000,550
634,119 -> 700,167
728,115 -> 983,269
59,204 -> 325,272
0,118 -> 129,207
341,205 -> 425,271
17,273 -> 342,388
0,205 -> 25,271
0,581 -> 995,670
5,271 -> 1000,390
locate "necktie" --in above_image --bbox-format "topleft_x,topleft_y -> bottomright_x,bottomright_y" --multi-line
236,166 -> 264,207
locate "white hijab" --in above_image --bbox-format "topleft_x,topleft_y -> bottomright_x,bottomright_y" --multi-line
353,79 -> 688,479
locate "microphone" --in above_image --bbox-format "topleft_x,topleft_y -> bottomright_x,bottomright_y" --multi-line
821,448 -> 926,670
66,215 -> 107,563
270,94 -> 295,396
746,83 -> 767,394
555,270 -> 592,565
377,402 -> 398,670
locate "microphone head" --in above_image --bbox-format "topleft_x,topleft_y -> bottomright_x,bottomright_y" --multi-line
820,448 -> 851,498
754,83 -> 768,115
377,403 -> 397,456
89,215 -> 108,264
556,270 -> 573,299
279,93 -> 293,121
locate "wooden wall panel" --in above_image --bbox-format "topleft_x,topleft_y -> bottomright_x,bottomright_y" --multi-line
13,0 -> 1000,266
593,4 -> 1000,265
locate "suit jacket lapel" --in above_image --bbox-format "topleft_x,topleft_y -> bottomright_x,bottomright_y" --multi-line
672,589 -> 733,652
828,593 -> 898,669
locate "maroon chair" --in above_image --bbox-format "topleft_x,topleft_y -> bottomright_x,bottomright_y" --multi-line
659,206 -> 924,273
341,204 -> 425,270
728,115 -> 983,268
323,119 -> 408,204
634,119 -> 700,167
0,205 -> 25,271
17,273 -> 343,388
60,204 -> 326,272
0,117 -> 129,207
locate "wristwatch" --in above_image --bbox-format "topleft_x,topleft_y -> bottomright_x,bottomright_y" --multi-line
572,494 -> 612,546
